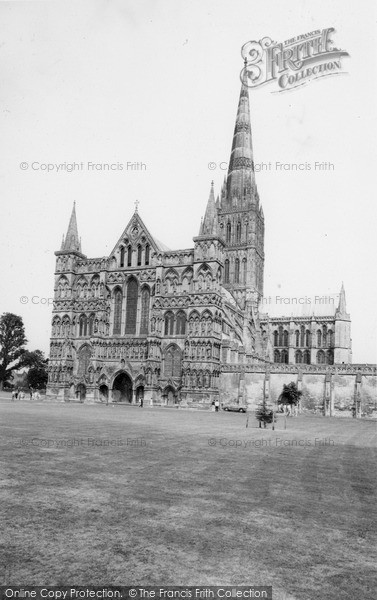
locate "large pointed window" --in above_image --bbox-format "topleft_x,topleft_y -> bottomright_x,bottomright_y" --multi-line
243,258 -> 247,283
226,222 -> 231,243
176,312 -> 186,335
137,244 -> 142,266
125,278 -> 138,334
236,221 -> 241,243
235,258 -> 240,283
140,287 -> 150,335
79,314 -> 87,337
113,289 -> 123,334
88,314 -> 95,336
127,245 -> 132,267
120,247 -> 125,268
164,345 -> 181,377
164,311 -> 174,336
224,260 -> 230,283
145,244 -> 150,265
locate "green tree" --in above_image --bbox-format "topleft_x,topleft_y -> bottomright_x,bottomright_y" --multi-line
278,382 -> 302,413
0,313 -> 27,389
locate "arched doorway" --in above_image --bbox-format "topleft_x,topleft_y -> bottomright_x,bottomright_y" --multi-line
112,372 -> 133,403
163,385 -> 178,406
76,383 -> 86,402
99,384 -> 109,403
136,385 -> 144,406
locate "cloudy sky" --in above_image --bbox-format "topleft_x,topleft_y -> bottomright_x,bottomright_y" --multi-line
0,0 -> 376,363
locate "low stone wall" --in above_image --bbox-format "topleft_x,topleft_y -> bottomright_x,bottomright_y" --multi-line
220,364 -> 377,418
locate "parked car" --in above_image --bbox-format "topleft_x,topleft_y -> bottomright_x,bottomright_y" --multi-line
222,402 -> 247,413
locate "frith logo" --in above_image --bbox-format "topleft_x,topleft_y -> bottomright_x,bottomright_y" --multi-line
241,28 -> 349,93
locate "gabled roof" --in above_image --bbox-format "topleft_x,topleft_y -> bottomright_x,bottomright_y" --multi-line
108,210 -> 170,257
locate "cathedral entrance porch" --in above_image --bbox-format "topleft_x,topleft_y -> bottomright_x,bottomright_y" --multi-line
76,383 -> 86,403
162,385 -> 179,406
112,372 -> 133,403
99,384 -> 109,404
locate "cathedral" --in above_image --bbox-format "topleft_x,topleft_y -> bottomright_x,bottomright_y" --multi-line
46,70 -> 356,410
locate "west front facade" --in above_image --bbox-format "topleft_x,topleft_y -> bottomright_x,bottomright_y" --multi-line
46,72 -> 376,416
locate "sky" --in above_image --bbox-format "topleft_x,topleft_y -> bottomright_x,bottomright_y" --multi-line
0,0 -> 376,363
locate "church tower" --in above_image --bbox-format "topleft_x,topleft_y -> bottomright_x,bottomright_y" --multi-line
217,63 -> 265,310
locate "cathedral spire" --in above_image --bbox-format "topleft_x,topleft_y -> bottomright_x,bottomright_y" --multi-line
336,282 -> 348,318
200,181 -> 218,235
62,202 -> 81,253
224,61 -> 257,207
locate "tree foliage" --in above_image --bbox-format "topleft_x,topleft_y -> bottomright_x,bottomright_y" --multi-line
278,382 -> 302,407
27,366 -> 48,389
24,350 -> 48,389
21,350 -> 46,369
0,313 -> 27,389
255,397 -> 276,428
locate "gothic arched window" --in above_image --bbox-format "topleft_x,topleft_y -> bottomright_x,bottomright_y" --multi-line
113,289 -> 123,335
120,246 -> 125,268
295,350 -> 302,364
164,346 -> 181,378
88,314 -> 95,336
281,349 -> 289,364
235,258 -> 240,283
328,329 -> 334,347
273,331 -> 278,347
278,326 -> 283,347
243,258 -> 247,283
283,330 -> 289,347
176,312 -> 186,335
303,350 -> 311,364
322,325 -> 328,347
140,287 -> 150,335
125,278 -> 138,334
300,326 -> 305,347
236,221 -> 241,243
145,244 -> 150,265
78,345 -> 91,376
317,350 -> 325,364
127,245 -> 132,267
164,312 -> 174,336
295,330 -> 300,347
79,314 -> 87,337
305,330 -> 310,347
226,222 -> 231,243
274,350 -> 280,363
317,330 -> 322,347
224,260 -> 230,283
137,244 -> 142,266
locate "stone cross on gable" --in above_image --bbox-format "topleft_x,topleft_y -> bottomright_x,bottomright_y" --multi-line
134,199 -> 139,212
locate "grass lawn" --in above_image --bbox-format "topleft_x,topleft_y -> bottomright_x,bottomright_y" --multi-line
1,398 -> 376,599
